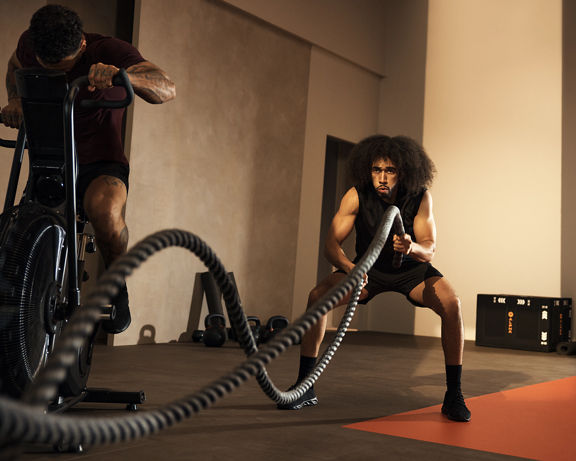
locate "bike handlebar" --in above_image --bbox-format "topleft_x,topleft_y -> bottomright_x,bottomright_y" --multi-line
72,68 -> 134,109
0,68 -> 134,148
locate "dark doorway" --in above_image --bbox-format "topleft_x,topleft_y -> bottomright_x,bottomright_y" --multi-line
316,136 -> 355,283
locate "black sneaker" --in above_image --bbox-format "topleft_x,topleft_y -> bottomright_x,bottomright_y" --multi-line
442,390 -> 471,422
277,385 -> 318,410
101,284 -> 131,334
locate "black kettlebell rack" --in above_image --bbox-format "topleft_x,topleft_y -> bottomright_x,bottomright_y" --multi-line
190,271 -> 292,347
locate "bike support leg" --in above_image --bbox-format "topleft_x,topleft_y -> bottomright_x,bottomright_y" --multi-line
2,128 -> 27,213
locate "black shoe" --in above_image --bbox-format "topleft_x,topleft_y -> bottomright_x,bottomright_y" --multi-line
277,385 -> 318,410
442,390 -> 471,422
101,284 -> 131,334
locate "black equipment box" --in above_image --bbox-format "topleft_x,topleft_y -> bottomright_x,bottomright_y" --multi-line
476,294 -> 572,352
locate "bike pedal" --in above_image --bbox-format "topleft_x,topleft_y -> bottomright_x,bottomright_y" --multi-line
99,304 -> 116,321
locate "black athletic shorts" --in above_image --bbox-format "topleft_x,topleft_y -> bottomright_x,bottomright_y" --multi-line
76,161 -> 130,208
335,262 -> 443,307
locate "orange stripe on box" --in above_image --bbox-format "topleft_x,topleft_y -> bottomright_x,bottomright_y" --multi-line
344,376 -> 576,461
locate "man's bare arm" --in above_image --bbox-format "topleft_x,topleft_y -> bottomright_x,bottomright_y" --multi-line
393,190 -> 436,262
324,187 -> 359,273
1,52 -> 23,128
125,61 -> 175,104
87,61 -> 175,104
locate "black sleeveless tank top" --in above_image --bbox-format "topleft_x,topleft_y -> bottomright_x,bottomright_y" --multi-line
353,185 -> 426,272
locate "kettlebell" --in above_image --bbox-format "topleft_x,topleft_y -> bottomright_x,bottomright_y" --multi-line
247,316 -> 261,344
261,315 -> 289,344
228,316 -> 261,345
202,313 -> 227,347
191,330 -> 204,343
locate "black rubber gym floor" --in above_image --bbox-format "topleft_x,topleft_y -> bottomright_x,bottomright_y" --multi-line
18,332 -> 575,460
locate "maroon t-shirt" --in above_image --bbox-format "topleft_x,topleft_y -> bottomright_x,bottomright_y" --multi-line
16,31 -> 145,165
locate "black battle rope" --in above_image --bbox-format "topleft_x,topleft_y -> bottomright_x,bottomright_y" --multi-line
0,206 -> 404,448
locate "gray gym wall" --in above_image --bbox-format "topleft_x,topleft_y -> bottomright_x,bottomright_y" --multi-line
123,0 -> 310,345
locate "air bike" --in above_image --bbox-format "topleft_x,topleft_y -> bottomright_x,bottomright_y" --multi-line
0,69 -> 145,421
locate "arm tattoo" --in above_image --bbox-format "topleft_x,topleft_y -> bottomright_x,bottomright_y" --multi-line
104,177 -> 122,187
127,61 -> 176,104
96,67 -> 117,85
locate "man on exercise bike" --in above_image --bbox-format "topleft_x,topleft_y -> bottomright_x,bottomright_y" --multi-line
1,4 -> 176,334
279,135 -> 471,422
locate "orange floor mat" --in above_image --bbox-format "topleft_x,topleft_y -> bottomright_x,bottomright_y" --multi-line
344,376 -> 576,461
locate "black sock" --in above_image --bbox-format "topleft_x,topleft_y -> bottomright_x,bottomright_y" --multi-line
445,364 -> 462,394
297,355 -> 317,383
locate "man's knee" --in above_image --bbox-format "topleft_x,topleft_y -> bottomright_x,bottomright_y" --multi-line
308,285 -> 327,307
307,275 -> 341,307
87,204 -> 125,238
434,296 -> 462,320
307,273 -> 360,309
84,191 -> 125,229
83,176 -> 126,218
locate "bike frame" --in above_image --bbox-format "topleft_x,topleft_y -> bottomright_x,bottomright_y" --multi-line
0,69 -> 133,316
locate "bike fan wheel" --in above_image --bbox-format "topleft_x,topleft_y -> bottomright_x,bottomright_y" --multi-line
0,204 -> 67,398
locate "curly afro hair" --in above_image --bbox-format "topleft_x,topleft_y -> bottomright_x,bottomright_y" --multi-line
30,4 -> 83,64
348,134 -> 436,194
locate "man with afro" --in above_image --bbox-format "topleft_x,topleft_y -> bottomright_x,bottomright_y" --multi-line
279,135 -> 471,422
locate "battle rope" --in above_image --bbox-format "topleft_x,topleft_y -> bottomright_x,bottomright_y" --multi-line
0,206 -> 404,449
